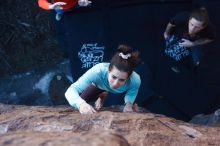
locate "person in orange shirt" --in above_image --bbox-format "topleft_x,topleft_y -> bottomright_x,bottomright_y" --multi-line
38,0 -> 92,21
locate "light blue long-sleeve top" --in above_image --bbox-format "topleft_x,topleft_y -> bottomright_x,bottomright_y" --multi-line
65,63 -> 141,109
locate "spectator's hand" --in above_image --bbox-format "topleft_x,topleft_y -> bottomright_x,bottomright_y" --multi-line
164,32 -> 169,40
49,2 -> 66,10
179,38 -> 194,48
79,102 -> 96,114
123,102 -> 133,112
78,0 -> 92,7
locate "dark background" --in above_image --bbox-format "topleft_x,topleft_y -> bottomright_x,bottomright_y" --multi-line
54,0 -> 220,121
0,0 -> 64,78
0,0 -> 219,121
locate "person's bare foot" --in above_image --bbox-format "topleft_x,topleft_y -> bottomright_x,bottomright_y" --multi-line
132,103 -> 139,112
95,92 -> 108,110
95,97 -> 103,110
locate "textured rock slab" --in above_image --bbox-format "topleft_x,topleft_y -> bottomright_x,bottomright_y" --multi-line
0,131 -> 129,146
0,104 -> 220,146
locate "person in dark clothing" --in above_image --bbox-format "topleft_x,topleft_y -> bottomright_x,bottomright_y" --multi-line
163,7 -> 216,73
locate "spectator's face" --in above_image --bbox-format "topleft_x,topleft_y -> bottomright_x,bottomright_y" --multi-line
188,17 -> 205,35
108,66 -> 128,89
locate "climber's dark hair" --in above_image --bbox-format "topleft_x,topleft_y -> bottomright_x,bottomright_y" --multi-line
109,44 -> 140,76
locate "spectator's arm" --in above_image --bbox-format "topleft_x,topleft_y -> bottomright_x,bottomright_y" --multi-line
164,22 -> 175,39
192,38 -> 214,47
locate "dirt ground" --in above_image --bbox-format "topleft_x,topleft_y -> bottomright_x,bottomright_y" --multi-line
0,0 -> 64,78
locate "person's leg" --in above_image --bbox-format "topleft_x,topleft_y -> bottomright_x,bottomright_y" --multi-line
55,9 -> 64,21
170,57 -> 183,73
80,83 -> 105,102
95,92 -> 108,110
191,46 -> 202,66
191,46 -> 202,74
170,56 -> 192,73
179,56 -> 192,70
54,4 -> 79,21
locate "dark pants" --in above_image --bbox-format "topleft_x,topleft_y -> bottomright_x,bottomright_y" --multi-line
179,47 -> 202,73
80,84 -> 105,102
80,84 -> 126,106
191,46 -> 202,66
166,51 -> 200,73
